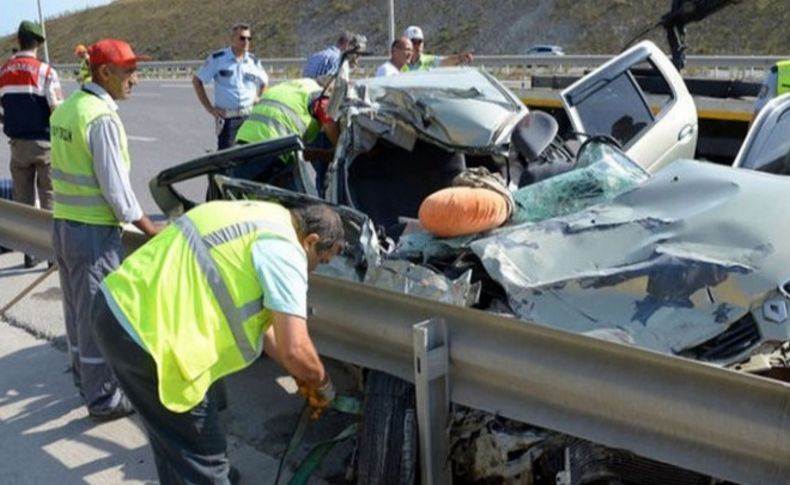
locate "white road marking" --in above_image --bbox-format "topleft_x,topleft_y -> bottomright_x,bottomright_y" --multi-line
130,92 -> 162,97
160,83 -> 193,88
127,135 -> 158,142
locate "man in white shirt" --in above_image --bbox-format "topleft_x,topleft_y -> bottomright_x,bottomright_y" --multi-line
376,37 -> 413,77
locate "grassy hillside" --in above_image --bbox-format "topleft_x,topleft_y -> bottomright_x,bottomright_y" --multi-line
1,0 -> 787,65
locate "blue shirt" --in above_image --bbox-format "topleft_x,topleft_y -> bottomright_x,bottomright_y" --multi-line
196,47 -> 268,110
252,237 -> 308,319
302,45 -> 340,78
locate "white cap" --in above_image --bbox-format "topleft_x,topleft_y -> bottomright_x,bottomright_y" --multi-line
402,25 -> 424,41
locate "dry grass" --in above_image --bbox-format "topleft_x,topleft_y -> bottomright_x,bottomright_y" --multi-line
1,0 -> 786,65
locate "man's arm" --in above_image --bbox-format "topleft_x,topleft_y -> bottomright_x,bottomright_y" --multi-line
45,66 -> 64,112
256,65 -> 268,100
439,51 -> 474,67
192,75 -> 223,119
264,311 -> 326,387
133,216 -> 164,236
89,117 -> 164,237
312,97 -> 339,145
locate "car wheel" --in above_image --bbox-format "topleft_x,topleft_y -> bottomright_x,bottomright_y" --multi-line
356,370 -> 418,485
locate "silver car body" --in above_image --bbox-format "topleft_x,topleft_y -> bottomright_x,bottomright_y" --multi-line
733,92 -> 790,173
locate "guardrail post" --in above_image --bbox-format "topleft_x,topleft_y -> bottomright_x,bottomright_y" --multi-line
413,318 -> 451,485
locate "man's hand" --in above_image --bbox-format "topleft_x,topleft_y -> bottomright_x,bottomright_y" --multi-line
209,106 -> 225,120
133,216 -> 166,238
296,376 -> 336,420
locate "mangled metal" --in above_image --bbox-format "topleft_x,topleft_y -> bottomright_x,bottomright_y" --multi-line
471,158 -> 790,363
349,68 -> 527,150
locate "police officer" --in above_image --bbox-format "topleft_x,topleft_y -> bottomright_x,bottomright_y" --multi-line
192,22 -> 269,150
92,200 -> 343,484
753,59 -> 790,117
50,38 -> 164,421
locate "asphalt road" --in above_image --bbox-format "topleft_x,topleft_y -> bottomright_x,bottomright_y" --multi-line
0,79 -> 219,216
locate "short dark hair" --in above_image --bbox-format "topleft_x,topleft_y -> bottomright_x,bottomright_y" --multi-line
337,31 -> 354,47
18,31 -> 42,51
290,204 -> 345,252
230,22 -> 250,34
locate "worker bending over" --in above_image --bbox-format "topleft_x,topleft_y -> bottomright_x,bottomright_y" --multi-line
234,75 -> 338,190
92,200 -> 343,484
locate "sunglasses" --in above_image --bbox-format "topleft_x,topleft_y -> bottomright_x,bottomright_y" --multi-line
238,35 -> 252,41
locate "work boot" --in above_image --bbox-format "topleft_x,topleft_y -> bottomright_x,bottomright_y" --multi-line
23,254 -> 42,268
88,394 -> 136,423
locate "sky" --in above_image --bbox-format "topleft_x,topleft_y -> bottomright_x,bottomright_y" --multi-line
1,0 -> 113,37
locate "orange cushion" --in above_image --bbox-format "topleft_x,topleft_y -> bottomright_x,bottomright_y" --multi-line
418,187 -> 509,238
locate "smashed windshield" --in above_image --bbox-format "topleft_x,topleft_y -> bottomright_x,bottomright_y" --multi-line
347,68 -> 528,148
357,67 -> 522,111
512,141 -> 649,224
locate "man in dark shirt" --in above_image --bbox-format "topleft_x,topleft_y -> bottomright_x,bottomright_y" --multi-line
0,21 -> 63,267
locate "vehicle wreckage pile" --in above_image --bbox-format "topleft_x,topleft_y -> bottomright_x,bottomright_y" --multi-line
150,40 -> 789,483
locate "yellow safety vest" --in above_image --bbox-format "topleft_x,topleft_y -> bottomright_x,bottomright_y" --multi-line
50,90 -> 130,225
776,60 -> 790,96
235,78 -> 321,145
402,54 -> 438,72
102,200 -> 303,412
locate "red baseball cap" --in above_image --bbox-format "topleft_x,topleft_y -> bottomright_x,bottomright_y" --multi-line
88,39 -> 150,68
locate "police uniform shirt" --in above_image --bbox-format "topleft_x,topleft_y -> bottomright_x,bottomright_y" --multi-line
196,47 -> 268,111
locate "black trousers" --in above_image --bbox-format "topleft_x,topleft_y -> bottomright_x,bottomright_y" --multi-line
217,116 -> 247,151
92,292 -> 231,485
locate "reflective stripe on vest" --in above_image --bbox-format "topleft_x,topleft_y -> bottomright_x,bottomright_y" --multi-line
173,215 -> 294,361
236,79 -> 321,144
247,112 -> 294,139
777,60 -> 790,96
51,167 -> 99,188
255,98 -> 307,133
54,193 -> 107,206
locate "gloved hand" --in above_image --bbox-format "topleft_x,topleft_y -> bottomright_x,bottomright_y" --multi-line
296,376 -> 336,420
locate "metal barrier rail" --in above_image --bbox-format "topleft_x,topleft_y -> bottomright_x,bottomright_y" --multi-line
1,198 -> 788,483
54,53 -> 788,79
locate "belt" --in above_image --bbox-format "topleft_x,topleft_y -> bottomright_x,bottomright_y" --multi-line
221,106 -> 252,119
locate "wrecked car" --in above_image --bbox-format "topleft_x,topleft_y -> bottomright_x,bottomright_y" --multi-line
149,41 -> 788,483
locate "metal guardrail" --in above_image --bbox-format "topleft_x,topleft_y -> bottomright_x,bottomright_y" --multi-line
1,198 -> 788,483
54,53 -> 788,80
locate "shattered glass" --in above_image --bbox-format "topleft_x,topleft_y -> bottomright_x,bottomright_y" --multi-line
511,142 -> 649,224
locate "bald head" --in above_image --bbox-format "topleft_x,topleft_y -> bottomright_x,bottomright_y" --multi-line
389,36 -> 413,69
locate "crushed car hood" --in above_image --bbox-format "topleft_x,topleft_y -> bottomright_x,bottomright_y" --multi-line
471,160 -> 790,360
347,67 -> 527,149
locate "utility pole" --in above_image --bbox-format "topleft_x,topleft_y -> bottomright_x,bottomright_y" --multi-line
388,0 -> 395,46
36,0 -> 50,64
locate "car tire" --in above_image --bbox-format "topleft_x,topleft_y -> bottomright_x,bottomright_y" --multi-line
356,370 -> 418,485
